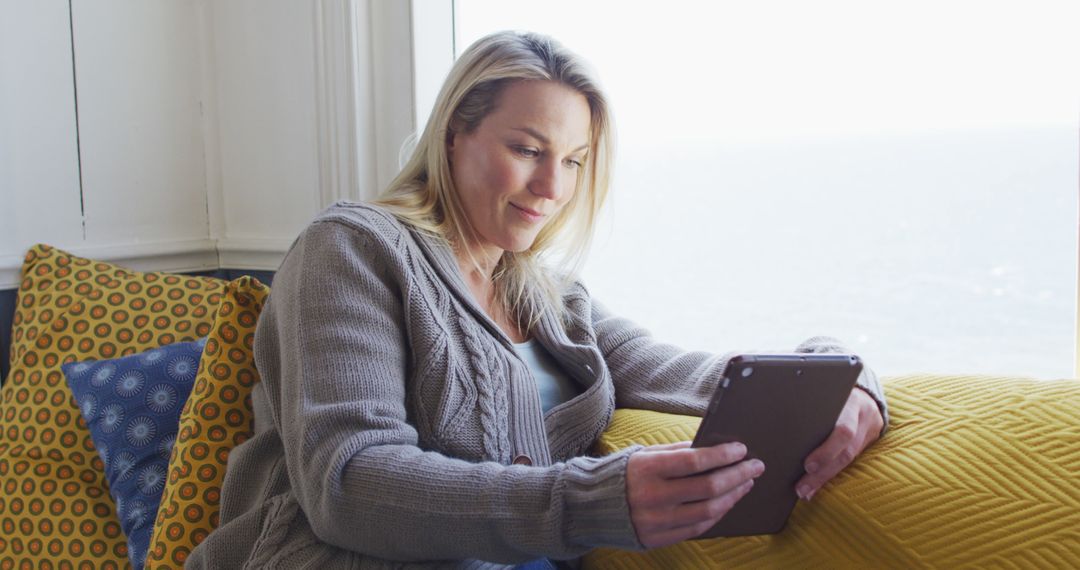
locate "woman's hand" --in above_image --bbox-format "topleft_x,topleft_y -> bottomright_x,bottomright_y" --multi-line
626,441 -> 764,548
795,387 -> 884,501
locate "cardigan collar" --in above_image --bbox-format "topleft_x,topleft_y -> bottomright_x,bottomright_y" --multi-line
405,222 -> 594,369
404,218 -> 614,461
406,225 -> 518,349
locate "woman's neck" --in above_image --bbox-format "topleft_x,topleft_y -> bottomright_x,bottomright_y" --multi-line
453,245 -> 527,343
453,240 -> 502,284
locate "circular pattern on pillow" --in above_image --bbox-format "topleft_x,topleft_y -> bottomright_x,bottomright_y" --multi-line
0,244 -> 225,567
145,277 -> 268,569
146,385 -> 179,414
63,338 -> 204,570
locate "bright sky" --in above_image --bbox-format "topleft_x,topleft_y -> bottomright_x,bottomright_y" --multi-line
456,0 -> 1080,144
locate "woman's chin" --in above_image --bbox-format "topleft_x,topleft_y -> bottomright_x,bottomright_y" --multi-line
504,243 -> 534,254
501,234 -> 540,254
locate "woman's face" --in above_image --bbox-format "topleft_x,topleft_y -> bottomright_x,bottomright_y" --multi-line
448,80 -> 591,261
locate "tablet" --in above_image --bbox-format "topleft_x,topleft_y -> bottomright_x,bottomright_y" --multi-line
691,353 -> 862,538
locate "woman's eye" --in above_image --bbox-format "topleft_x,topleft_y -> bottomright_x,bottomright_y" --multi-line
514,146 -> 539,158
564,158 -> 584,169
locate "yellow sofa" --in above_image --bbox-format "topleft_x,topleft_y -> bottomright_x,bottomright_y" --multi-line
1,245 -> 1077,568
586,375 -> 1080,568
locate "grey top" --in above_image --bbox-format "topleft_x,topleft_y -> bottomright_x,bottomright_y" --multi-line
514,339 -> 580,413
186,202 -> 888,569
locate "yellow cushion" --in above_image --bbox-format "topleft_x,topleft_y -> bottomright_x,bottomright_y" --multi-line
584,374 -> 1080,568
145,276 -> 268,569
0,244 -> 225,567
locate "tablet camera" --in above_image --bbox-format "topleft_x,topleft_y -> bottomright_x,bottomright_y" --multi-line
741,367 -> 753,378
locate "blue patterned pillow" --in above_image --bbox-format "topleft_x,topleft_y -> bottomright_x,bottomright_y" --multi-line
62,338 -> 205,570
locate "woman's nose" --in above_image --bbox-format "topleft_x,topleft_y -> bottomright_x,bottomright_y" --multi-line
528,159 -> 566,201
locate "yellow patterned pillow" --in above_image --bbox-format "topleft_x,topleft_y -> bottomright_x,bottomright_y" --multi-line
0,244 -> 225,568
145,276 -> 268,569
584,375 -> 1080,569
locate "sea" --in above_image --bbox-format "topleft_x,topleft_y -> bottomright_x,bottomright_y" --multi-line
580,126 -> 1078,380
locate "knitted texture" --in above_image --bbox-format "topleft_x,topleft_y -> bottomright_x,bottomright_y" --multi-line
584,374 -> 1079,568
240,494 -> 302,570
187,202 -> 889,569
460,315 -> 510,460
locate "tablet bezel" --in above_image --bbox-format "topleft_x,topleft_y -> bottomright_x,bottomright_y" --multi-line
691,353 -> 862,538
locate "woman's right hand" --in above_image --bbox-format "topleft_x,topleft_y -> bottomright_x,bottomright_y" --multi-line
625,441 -> 765,548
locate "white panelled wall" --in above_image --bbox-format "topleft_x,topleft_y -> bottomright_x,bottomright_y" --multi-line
73,0 -> 216,267
209,0 -> 321,269
0,1 -> 84,275
0,0 -> 451,289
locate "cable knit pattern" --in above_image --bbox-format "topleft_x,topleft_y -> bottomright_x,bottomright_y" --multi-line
486,339 -> 512,461
459,314 -> 507,461
241,494 -> 299,570
186,201 -> 889,569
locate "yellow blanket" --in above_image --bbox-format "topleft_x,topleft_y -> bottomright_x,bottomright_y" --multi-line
585,374 -> 1080,568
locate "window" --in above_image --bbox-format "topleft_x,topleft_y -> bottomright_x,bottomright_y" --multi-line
452,0 -> 1080,378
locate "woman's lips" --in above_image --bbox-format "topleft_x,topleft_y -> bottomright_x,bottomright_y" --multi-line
511,203 -> 545,223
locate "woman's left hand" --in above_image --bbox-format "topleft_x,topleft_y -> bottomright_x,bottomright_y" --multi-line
795,388 -> 884,501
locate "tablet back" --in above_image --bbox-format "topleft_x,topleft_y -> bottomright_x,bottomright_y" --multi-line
692,354 -> 862,538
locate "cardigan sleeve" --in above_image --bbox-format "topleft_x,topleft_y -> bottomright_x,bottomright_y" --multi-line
589,298 -> 728,416
589,297 -> 889,434
254,219 -> 643,563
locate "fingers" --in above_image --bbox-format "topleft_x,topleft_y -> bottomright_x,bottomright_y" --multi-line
627,443 -> 766,549
803,396 -> 859,477
797,389 -> 880,500
628,443 -> 755,508
797,443 -> 855,501
653,457 -> 764,505
635,480 -> 756,548
644,442 -> 748,479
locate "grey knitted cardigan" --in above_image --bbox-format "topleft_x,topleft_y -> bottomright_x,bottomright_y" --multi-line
186,202 -> 888,569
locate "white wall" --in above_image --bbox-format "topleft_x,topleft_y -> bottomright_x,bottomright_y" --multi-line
210,0 -> 322,269
0,0 -> 448,289
1,0 -> 217,288
0,1 -> 84,274
72,0 -> 214,254
209,0 -> 431,269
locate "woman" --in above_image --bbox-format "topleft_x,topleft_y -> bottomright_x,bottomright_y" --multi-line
188,31 -> 887,569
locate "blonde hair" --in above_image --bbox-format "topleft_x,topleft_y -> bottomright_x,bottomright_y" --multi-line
375,31 -> 615,331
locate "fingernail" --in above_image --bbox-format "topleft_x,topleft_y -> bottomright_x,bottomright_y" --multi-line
735,443 -> 747,455
805,461 -> 819,474
797,485 -> 812,500
751,459 -> 765,475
